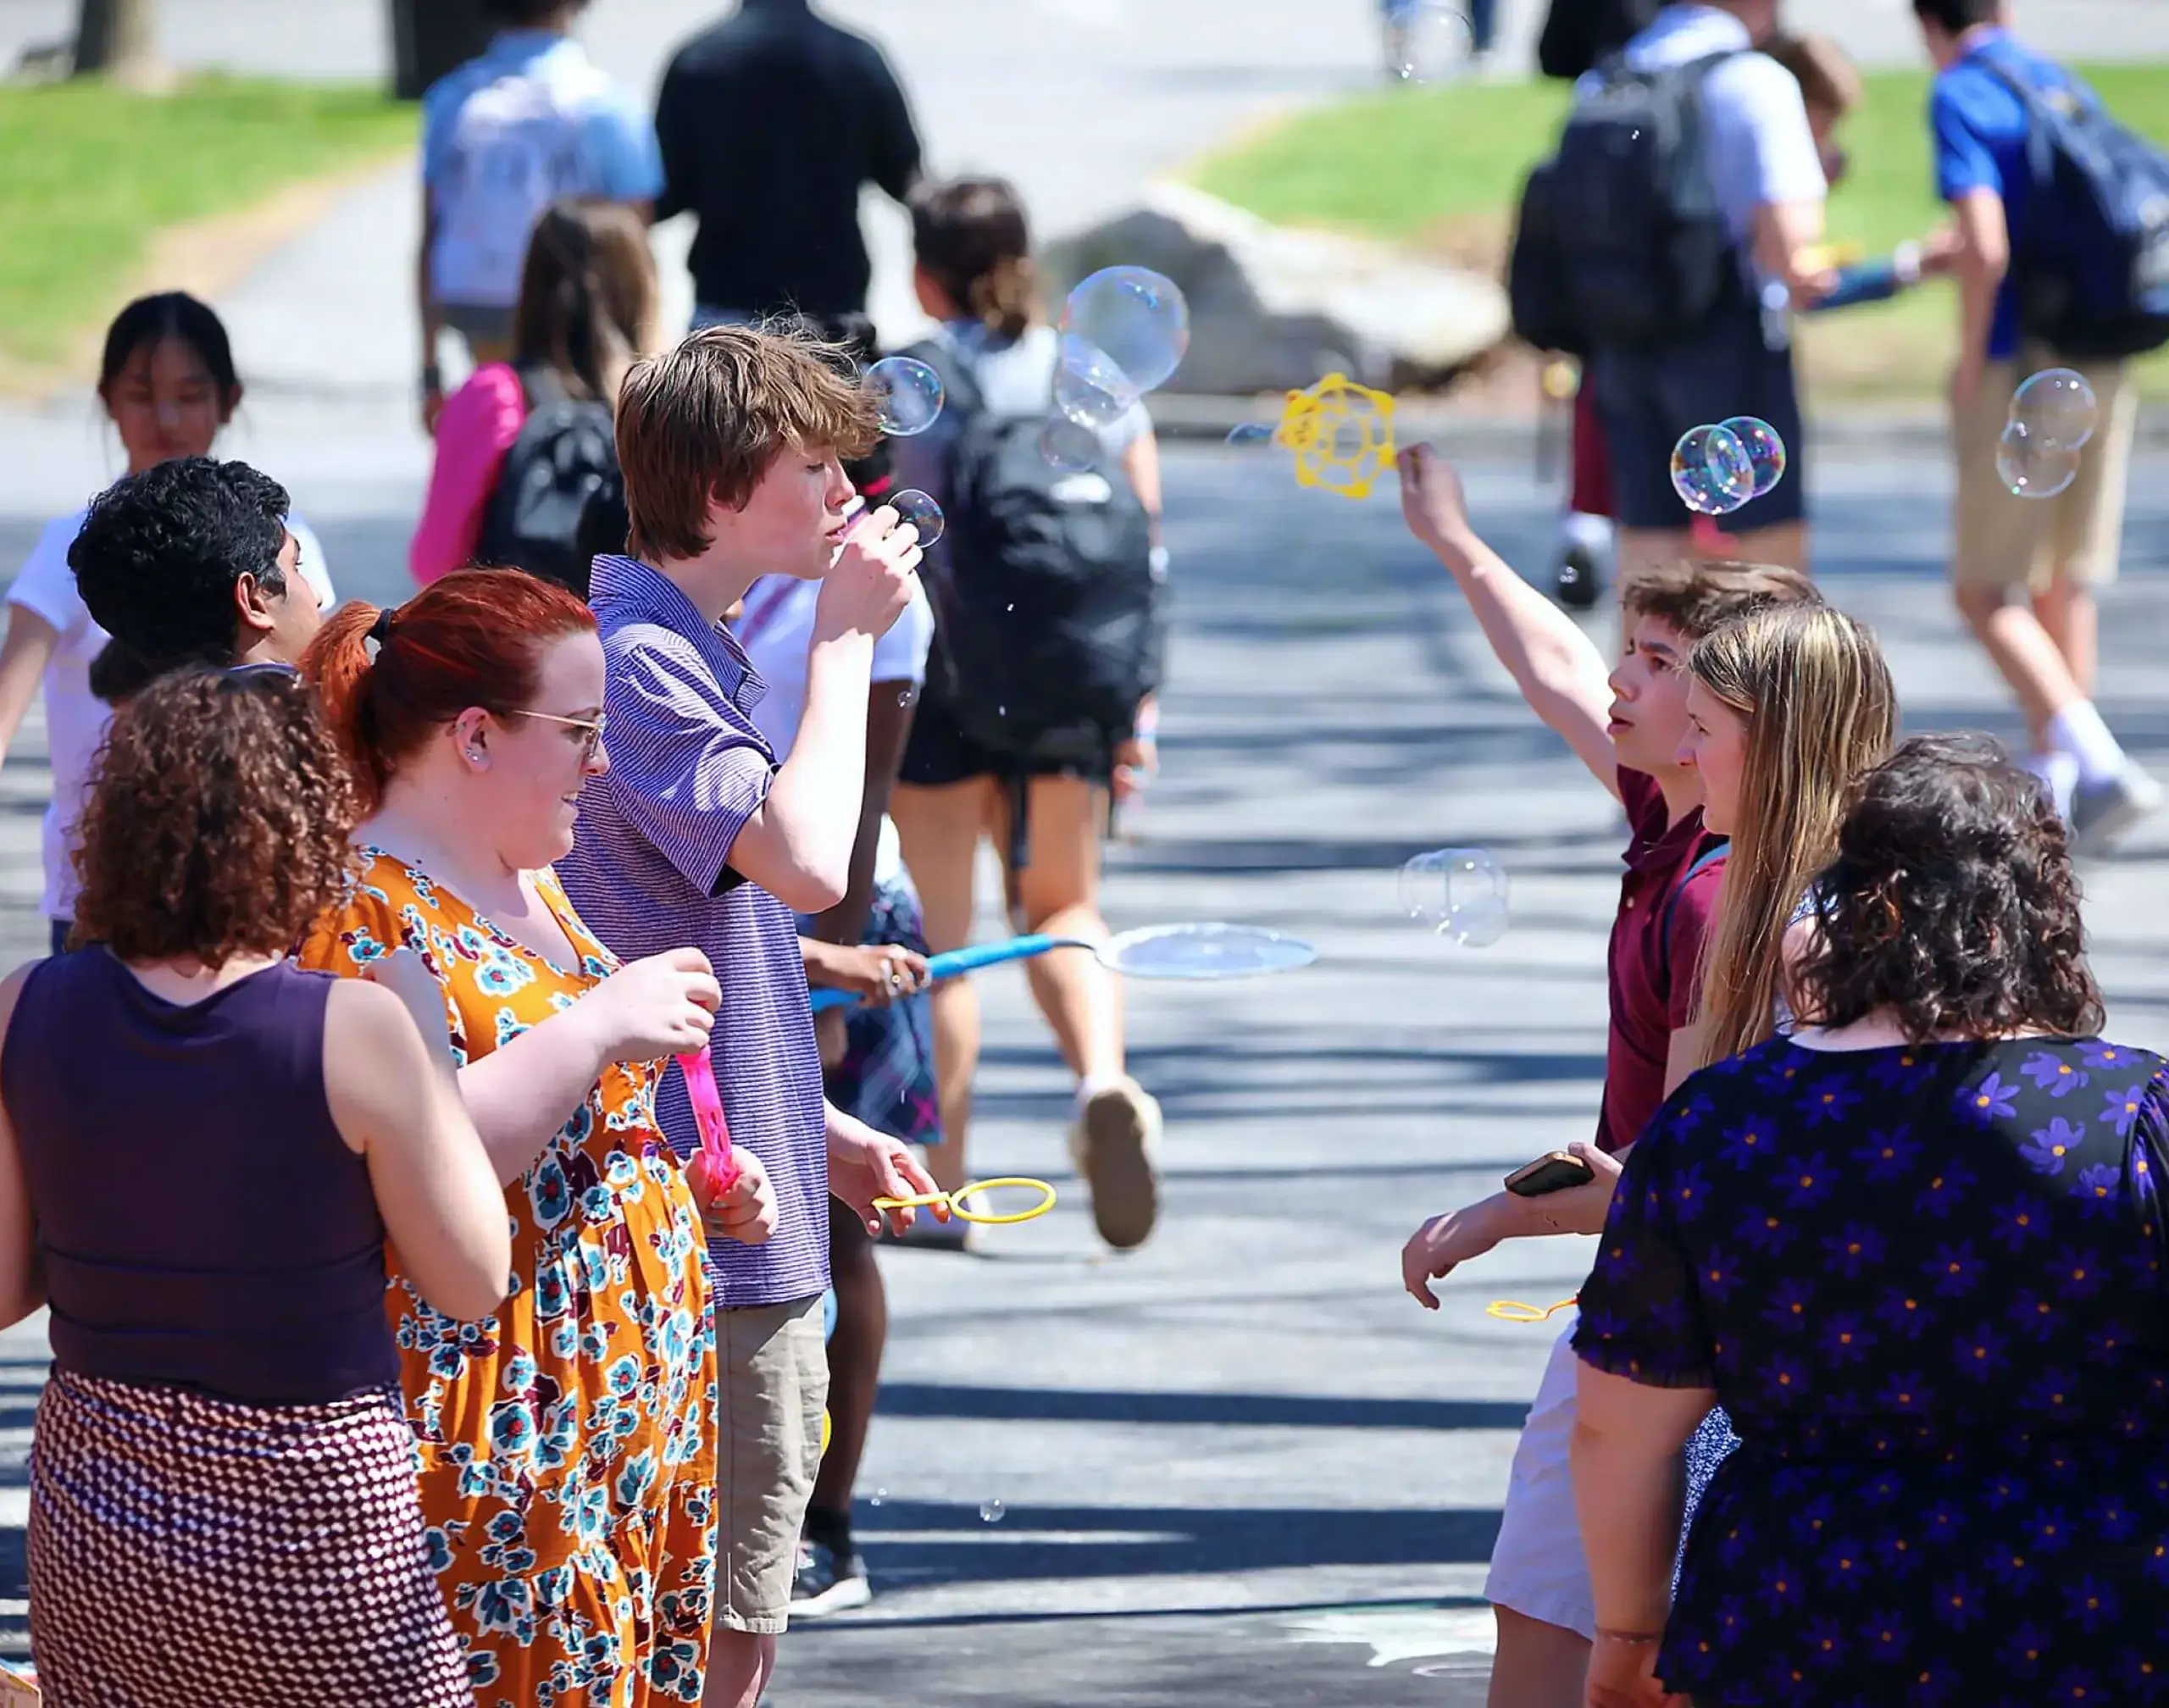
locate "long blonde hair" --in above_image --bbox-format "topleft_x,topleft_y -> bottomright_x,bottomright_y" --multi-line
1688,604 -> 1898,1068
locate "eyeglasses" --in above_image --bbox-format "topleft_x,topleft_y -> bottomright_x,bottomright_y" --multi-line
519,707 -> 608,762
221,662 -> 301,685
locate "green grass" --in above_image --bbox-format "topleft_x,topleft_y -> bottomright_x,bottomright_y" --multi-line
0,74 -> 416,370
1192,64 -> 2169,398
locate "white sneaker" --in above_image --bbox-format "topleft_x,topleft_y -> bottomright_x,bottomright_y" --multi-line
2072,763 -> 2164,855
1068,1078 -> 1162,1250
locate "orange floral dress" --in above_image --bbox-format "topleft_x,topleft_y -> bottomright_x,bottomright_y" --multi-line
299,850 -> 717,1708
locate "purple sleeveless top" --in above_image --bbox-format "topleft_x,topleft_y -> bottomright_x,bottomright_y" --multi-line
1,951 -> 398,1406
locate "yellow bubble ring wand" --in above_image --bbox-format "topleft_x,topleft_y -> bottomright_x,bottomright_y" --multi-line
872,1177 -> 1059,1227
1272,373 -> 1399,501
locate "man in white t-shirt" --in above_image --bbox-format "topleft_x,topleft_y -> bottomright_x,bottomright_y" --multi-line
731,556 -> 937,1618
0,460 -> 334,953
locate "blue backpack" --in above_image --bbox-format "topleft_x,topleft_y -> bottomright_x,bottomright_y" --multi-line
1980,46 -> 2169,359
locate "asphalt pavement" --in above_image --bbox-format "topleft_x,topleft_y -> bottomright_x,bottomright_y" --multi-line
2,2 -> 2169,1697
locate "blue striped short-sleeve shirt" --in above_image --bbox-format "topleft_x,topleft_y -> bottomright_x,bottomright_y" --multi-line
558,554 -> 828,1310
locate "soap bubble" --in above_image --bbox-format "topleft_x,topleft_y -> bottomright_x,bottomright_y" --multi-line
1398,848 -> 1510,947
869,1488 -> 886,1507
867,356 -> 944,436
1053,332 -> 1143,431
1039,417 -> 1100,471
1716,415 -> 1788,499
890,489 -> 946,547
1995,420 -> 2081,501
1670,424 -> 1756,517
1385,0 -> 1475,81
1225,423 -> 1276,448
2010,368 -> 2099,452
979,1499 -> 1007,1524
1059,267 -> 1190,396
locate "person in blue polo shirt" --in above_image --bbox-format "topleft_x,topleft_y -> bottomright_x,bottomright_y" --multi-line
1912,0 -> 2160,851
417,0 -> 663,430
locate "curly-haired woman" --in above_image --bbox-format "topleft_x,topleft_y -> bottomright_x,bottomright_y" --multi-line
0,665 -> 508,1705
1573,733 -> 2169,1707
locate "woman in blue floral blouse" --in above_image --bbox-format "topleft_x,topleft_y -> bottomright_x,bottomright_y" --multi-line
1572,735 -> 2169,1707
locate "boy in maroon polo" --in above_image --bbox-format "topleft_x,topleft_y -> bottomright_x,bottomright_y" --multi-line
1390,444 -> 1816,1708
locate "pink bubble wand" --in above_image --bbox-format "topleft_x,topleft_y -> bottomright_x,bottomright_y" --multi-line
675,1048 -> 741,1194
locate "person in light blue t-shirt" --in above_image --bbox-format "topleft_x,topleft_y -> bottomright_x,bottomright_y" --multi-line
417,0 -> 663,430
1911,0 -> 2159,851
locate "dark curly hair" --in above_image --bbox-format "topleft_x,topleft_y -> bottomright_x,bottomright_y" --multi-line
70,667 -> 360,968
69,458 -> 292,697
1791,733 -> 2104,1045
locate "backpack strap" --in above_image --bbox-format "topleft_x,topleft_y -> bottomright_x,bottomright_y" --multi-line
1656,840 -> 1730,995
898,334 -> 988,419
1967,44 -> 2069,191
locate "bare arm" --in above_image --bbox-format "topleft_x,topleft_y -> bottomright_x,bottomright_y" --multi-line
1397,446 -> 1620,799
1948,187 -> 2011,405
807,676 -> 917,951
730,629 -> 875,912
0,967 -> 46,1327
1573,1362 -> 1715,1632
0,607 -> 58,761
1118,430 -> 1165,533
1752,197 -> 1838,302
324,970 -> 510,1322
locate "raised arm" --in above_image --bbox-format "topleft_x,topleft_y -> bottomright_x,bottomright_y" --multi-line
1396,444 -> 1621,799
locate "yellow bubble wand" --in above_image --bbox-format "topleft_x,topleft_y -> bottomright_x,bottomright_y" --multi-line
1265,373 -> 1400,501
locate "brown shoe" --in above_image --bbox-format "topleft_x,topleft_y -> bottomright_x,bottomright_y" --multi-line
1068,1078 -> 1162,1250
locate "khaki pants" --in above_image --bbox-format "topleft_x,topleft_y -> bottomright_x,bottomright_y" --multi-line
714,1295 -> 829,1635
1952,352 -> 2135,592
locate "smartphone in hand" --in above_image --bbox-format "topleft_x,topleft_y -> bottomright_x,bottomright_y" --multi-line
1504,1151 -> 1596,1198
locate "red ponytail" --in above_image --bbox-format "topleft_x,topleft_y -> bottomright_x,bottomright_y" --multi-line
304,568 -> 596,810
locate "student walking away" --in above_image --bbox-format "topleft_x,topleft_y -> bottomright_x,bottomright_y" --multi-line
1911,0 -> 2167,848
1573,733 -> 2169,1708
0,295 -> 335,958
885,177 -> 1170,1250
732,566 -> 938,1616
656,0 -> 922,335
1392,444 -> 1817,1708
0,666 -> 508,1706
300,570 -> 752,1705
419,0 -> 662,430
1512,0 -> 1836,582
558,325 -> 940,1708
413,198 -> 659,596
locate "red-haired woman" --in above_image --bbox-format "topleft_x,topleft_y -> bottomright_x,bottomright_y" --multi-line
297,568 -> 768,1705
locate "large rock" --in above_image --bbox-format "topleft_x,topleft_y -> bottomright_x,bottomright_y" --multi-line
1042,182 -> 1512,396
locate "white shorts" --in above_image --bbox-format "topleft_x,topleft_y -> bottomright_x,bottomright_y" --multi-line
1483,1317 -> 1595,1640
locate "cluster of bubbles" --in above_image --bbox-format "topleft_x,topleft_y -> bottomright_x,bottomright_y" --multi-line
1996,368 -> 2101,501
1669,418 -> 1789,517
1042,266 -> 1193,470
1384,1 -> 1476,81
862,356 -> 951,546
979,1499 -> 1007,1525
1399,848 -> 1510,948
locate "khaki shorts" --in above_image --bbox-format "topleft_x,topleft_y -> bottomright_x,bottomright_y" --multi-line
1953,352 -> 2136,592
715,1295 -> 829,1635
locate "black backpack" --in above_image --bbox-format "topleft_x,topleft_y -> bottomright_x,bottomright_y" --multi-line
1977,46 -> 2169,360
474,367 -> 620,597
903,339 -> 1162,771
1509,50 -> 1741,354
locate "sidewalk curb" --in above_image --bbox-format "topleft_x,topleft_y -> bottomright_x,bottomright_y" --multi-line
1148,393 -> 2169,456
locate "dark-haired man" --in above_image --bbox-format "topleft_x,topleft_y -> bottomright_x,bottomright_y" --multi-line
656,0 -> 922,337
419,0 -> 662,425
1911,0 -> 2158,848
69,458 -> 328,702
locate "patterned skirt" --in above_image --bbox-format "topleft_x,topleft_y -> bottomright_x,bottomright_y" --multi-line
28,1367 -> 473,1707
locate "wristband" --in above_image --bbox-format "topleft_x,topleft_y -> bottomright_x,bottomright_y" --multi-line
1595,1627 -> 1665,1645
